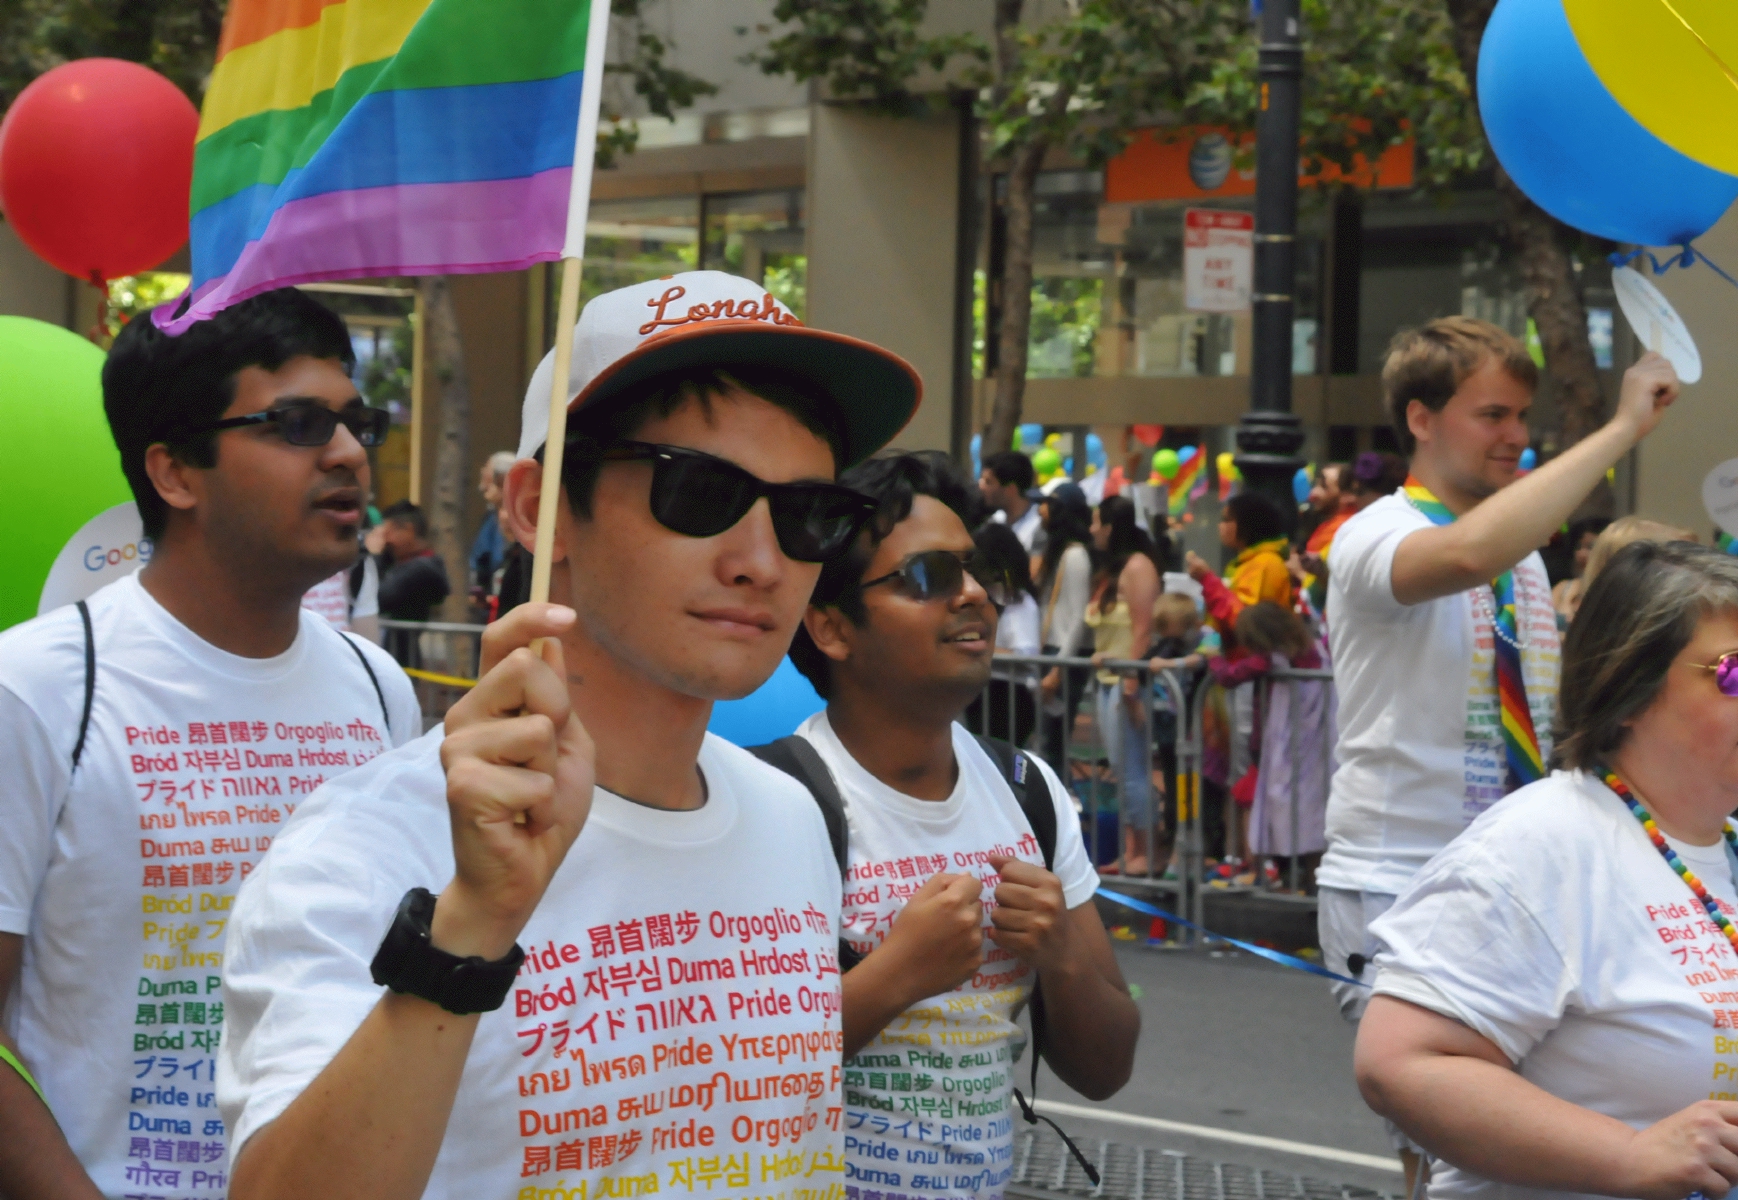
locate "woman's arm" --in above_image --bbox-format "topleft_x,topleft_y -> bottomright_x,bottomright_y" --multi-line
1357,995 -> 1738,1200
1053,547 -> 1093,658
1122,557 -> 1159,662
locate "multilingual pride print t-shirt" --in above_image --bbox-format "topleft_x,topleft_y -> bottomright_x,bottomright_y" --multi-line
1320,494 -> 1559,896
220,732 -> 848,1200
1371,771 -> 1738,1200
795,714 -> 1099,1200
0,572 -> 420,1200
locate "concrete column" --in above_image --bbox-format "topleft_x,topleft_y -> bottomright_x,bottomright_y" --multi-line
1639,208 -> 1738,536
804,104 -> 961,454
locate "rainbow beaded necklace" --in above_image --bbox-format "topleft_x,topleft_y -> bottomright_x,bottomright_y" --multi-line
1601,766 -> 1738,952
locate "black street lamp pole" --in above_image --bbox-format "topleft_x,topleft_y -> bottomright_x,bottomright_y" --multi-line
1236,0 -> 1306,527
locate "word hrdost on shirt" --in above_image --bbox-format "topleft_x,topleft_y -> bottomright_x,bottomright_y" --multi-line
0,573 -> 419,1200
796,715 -> 1098,1200
220,733 -> 848,1200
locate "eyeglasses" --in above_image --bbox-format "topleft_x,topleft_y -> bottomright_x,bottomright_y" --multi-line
193,401 -> 391,448
1694,651 -> 1738,697
584,440 -> 876,563
859,549 -> 1010,610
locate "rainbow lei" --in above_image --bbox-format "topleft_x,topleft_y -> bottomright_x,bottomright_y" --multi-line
1402,478 -> 1544,793
1602,767 -> 1738,953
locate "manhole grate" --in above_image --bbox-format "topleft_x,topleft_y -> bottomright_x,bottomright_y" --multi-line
1006,1128 -> 1399,1200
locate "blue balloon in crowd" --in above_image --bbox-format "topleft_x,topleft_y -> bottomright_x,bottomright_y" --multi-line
1478,0 -> 1738,245
1519,447 -> 1537,471
1178,445 -> 1197,464
1018,423 -> 1044,448
1062,455 -> 1074,477
707,658 -> 824,747
970,432 -> 982,479
1293,467 -> 1311,505
1086,433 -> 1107,469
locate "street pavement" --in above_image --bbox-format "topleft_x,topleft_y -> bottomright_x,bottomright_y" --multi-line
1028,941 -> 1404,1196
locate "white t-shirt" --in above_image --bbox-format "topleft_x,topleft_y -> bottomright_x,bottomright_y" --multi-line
0,573 -> 420,1200
993,594 -> 1041,658
1371,771 -> 1738,1200
1319,494 -> 1559,895
796,713 -> 1098,1200
219,732 -> 846,1199
990,505 -> 1045,555
300,557 -> 379,632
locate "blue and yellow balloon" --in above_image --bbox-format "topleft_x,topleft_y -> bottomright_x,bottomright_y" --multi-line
1479,0 -> 1738,246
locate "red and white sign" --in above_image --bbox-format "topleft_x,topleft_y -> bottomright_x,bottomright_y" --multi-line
1183,208 -> 1253,313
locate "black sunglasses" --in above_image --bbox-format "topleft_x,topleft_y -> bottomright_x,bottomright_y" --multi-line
581,440 -> 876,563
193,400 -> 391,448
860,549 -> 1010,610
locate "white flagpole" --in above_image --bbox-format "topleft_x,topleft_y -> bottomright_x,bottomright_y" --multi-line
530,0 -> 614,608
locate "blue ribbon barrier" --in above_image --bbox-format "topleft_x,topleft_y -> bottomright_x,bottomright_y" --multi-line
1095,886 -> 1370,989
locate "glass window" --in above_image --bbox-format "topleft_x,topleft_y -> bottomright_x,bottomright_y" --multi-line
581,196 -> 701,306
702,189 -> 806,318
999,170 -> 1323,380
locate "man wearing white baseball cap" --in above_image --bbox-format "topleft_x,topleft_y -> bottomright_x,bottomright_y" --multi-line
219,272 -> 921,1200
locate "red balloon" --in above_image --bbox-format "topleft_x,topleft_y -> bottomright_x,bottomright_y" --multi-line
1131,423 -> 1165,447
0,59 -> 197,282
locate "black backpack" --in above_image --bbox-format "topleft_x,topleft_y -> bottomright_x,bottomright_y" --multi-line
746,732 -> 1099,1185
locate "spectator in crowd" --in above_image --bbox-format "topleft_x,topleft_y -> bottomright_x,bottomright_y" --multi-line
1320,316 -> 1678,1193
980,449 -> 1047,554
1037,483 -> 1095,768
1356,541 -> 1738,1200
1237,603 -> 1331,888
302,537 -> 381,642
1086,494 -> 1163,875
1549,515 -> 1612,626
965,521 -> 1042,747
1569,516 -> 1696,622
0,288 -> 420,1200
468,451 -> 515,619
1303,463 -> 1352,555
215,271 -> 918,1200
1147,592 -> 1206,870
782,452 -> 1139,1191
1187,489 -> 1294,848
372,500 -> 451,623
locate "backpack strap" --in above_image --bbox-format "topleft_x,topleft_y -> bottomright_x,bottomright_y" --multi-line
970,734 -> 1099,1185
340,632 -> 392,734
71,600 -> 96,773
971,735 -> 1057,869
745,736 -> 862,972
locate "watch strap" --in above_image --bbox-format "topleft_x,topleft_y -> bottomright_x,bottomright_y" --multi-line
369,887 -> 525,1015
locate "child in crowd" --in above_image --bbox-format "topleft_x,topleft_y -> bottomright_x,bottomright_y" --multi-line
1565,516 -> 1695,622
1202,602 -> 1328,884
1146,592 -> 1206,872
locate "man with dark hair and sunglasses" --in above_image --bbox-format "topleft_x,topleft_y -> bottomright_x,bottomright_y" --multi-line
0,286 -> 421,1200
215,272 -> 921,1200
781,452 -> 1139,1199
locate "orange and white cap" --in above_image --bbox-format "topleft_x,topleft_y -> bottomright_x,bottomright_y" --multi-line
516,270 -> 921,468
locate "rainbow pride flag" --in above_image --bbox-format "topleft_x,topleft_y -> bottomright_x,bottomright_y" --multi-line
158,0 -> 610,333
1167,446 -> 1207,517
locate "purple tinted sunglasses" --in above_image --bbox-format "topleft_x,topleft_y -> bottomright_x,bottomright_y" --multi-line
1696,653 -> 1738,696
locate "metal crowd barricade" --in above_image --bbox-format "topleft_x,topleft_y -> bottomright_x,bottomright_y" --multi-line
379,619 -> 485,727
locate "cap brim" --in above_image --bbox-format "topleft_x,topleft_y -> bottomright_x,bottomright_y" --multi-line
570,320 -> 921,470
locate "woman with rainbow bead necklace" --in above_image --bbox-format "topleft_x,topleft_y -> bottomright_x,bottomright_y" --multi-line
1358,540 -> 1738,1200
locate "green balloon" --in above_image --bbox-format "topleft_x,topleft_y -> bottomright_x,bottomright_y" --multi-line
1031,447 -> 1062,476
0,318 -> 129,632
1153,448 -> 1181,480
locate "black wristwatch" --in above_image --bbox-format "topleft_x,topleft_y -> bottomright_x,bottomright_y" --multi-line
369,888 -> 525,1015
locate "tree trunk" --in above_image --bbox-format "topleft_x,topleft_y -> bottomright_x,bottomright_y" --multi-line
1444,0 -> 1610,477
985,137 -> 1049,457
421,276 -> 472,620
